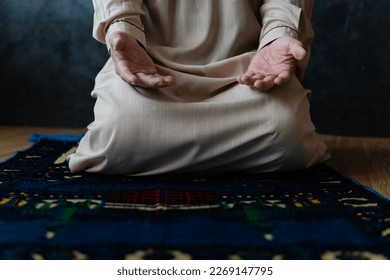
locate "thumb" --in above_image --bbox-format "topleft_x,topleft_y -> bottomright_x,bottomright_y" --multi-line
110,33 -> 126,52
289,40 -> 307,61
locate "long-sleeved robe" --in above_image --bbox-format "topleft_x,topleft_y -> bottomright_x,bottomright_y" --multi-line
68,0 -> 329,175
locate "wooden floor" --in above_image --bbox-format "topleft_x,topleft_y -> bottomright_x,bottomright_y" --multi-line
1,126 -> 389,199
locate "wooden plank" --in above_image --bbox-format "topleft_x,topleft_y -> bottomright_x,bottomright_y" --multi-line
321,135 -> 390,199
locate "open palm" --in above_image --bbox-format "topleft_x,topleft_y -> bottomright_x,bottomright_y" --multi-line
237,37 -> 306,91
109,32 -> 174,88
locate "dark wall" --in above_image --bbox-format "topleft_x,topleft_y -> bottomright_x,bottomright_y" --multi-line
1,0 -> 389,137
0,0 -> 107,127
305,0 -> 390,137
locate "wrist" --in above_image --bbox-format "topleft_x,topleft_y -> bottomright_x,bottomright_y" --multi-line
259,26 -> 298,50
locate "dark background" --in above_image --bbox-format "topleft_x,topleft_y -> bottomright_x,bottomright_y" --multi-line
0,0 -> 389,137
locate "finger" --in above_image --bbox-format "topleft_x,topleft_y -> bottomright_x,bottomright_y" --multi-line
237,74 -> 248,83
121,72 -> 142,86
122,73 -> 162,88
155,75 -> 175,87
112,62 -> 139,84
117,69 -> 157,88
274,70 -> 292,86
237,75 -> 254,85
237,74 -> 265,86
117,64 -> 174,88
251,73 -> 266,80
135,73 -> 174,88
253,75 -> 276,91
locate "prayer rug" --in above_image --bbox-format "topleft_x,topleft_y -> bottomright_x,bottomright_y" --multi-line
0,134 -> 389,260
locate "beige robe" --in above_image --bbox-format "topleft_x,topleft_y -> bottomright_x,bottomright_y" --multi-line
68,0 -> 329,175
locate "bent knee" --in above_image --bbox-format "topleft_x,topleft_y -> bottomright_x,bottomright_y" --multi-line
261,104 -> 329,171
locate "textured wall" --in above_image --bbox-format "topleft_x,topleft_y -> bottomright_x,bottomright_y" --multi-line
0,0 -> 107,127
305,0 -> 390,137
0,0 -> 389,137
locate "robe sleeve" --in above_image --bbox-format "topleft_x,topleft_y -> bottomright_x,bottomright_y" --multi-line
92,0 -> 146,52
259,0 -> 314,79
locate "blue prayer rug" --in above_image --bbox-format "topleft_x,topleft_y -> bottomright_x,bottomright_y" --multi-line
0,134 -> 389,260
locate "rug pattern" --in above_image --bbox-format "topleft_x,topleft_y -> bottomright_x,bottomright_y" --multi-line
0,134 -> 389,259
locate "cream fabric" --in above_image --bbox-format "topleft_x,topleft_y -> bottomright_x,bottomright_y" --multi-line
68,0 -> 329,175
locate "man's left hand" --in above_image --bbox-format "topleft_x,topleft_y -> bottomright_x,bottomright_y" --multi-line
237,37 -> 306,91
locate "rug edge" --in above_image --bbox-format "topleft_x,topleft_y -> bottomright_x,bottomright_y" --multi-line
28,133 -> 84,143
324,163 -> 390,203
0,133 -> 83,165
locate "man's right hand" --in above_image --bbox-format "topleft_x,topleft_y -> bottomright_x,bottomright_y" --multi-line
109,32 -> 175,88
